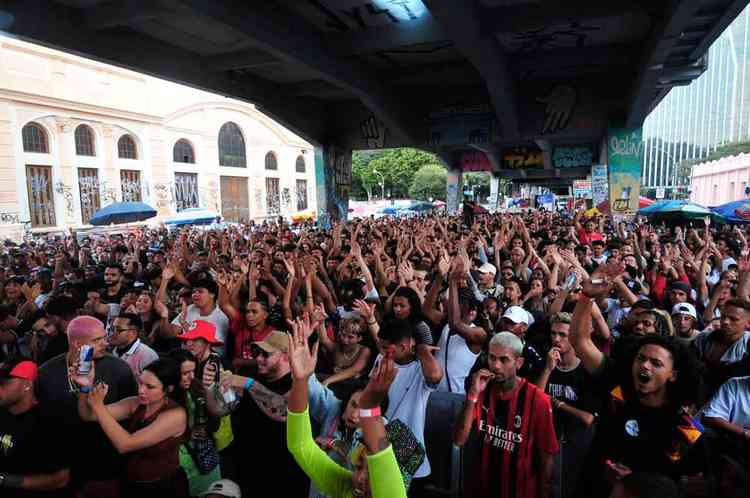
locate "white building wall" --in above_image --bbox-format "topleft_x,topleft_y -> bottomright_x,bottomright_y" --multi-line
0,35 -> 315,240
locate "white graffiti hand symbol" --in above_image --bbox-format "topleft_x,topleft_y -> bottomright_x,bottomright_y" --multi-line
361,115 -> 387,149
537,85 -> 577,134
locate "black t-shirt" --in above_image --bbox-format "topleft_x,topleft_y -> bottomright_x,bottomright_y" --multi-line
230,373 -> 309,496
546,363 -> 603,440
0,405 -> 72,498
36,353 -> 137,484
98,286 -> 127,305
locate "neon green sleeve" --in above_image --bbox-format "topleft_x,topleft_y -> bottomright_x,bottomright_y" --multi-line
287,408 -> 353,498
366,444 -> 408,498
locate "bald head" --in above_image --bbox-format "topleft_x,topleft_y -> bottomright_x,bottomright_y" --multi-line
66,315 -> 105,345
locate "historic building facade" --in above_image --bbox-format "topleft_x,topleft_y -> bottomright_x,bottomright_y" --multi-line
0,36 -> 315,240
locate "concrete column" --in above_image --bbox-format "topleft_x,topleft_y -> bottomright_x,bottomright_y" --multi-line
446,168 -> 463,215
53,118 -> 77,225
314,144 -> 351,228
489,174 -> 500,211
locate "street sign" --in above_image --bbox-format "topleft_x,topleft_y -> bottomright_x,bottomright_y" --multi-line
656,187 -> 665,199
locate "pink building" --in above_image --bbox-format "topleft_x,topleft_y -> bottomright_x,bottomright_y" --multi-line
690,154 -> 750,206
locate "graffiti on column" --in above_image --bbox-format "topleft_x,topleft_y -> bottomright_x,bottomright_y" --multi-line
446,170 -> 460,215
281,188 -> 291,210
153,183 -> 172,209
325,146 -> 351,223
537,85 -> 577,134
360,114 -> 387,149
254,187 -> 264,213
54,181 -> 75,218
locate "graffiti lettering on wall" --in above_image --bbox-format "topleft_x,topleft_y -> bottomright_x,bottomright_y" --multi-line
360,115 -> 387,149
502,146 -> 544,169
153,183 -> 173,209
311,0 -> 427,31
0,212 -> 20,224
324,146 -> 352,223
552,146 -> 594,169
503,23 -> 601,54
54,182 -> 76,219
460,150 -> 493,172
537,85 -> 577,134
427,103 -> 496,147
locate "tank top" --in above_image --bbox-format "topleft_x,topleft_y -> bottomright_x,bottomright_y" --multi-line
126,398 -> 185,482
435,323 -> 480,394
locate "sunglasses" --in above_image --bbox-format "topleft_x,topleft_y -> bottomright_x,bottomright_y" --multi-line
250,346 -> 272,358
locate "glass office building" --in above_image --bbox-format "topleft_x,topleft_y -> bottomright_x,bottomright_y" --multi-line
642,4 -> 750,194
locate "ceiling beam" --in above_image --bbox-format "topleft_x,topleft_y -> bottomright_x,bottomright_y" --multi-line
423,0 -> 520,139
325,14 -> 447,56
206,49 -> 278,72
2,0 -> 326,143
85,0 -> 175,30
479,0 -> 647,34
626,0 -> 707,127
174,0 -> 420,145
689,0 -> 750,59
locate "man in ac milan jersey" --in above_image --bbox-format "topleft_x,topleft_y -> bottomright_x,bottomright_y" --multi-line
454,332 -> 558,498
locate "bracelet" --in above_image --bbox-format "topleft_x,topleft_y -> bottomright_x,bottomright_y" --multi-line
359,407 -> 381,418
367,319 -> 377,325
80,386 -> 92,394
244,377 -> 255,391
466,394 -> 478,404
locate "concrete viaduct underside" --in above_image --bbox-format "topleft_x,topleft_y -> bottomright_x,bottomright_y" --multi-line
1,0 -> 747,219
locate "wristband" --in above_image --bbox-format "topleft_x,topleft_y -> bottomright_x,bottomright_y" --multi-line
244,377 -> 255,391
79,386 -> 92,394
358,407 -> 381,418
466,394 -> 478,404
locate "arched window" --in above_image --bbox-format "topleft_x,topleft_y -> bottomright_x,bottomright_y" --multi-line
218,122 -> 246,167
265,151 -> 278,171
118,135 -> 138,159
75,125 -> 96,156
22,123 -> 48,153
173,139 -> 195,163
295,155 -> 306,173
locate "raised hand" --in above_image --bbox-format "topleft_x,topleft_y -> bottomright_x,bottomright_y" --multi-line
352,299 -> 374,321
287,316 -> 319,381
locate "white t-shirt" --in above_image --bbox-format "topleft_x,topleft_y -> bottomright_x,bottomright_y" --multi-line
701,376 -> 750,429
435,323 -> 479,394
375,355 -> 436,478
172,304 -> 229,357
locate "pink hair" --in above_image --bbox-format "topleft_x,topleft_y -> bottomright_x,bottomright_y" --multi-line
66,315 -> 105,344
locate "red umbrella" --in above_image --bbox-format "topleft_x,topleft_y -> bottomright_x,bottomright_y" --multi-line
596,197 -> 654,214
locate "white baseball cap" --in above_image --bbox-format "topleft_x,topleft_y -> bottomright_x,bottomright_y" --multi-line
477,263 -> 497,275
502,306 -> 534,326
200,479 -> 241,498
671,302 -> 697,320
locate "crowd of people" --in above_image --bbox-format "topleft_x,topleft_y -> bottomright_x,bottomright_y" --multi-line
1,206 -> 749,498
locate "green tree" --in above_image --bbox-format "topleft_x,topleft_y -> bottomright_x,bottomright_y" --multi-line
351,148 -> 441,200
463,172 -> 491,202
409,164 -> 447,201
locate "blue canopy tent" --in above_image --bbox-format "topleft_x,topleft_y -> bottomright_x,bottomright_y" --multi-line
710,199 -> 750,224
89,201 -> 157,226
164,208 -> 221,227
638,199 -> 727,224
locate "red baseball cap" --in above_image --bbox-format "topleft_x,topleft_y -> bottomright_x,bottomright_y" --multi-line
0,358 -> 38,381
177,320 -> 223,345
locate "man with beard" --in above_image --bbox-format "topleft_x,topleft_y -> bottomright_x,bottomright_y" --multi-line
20,310 -> 67,365
97,264 -> 126,304
36,316 -> 136,498
454,332 -> 558,498
203,330 -> 310,497
571,279 -> 705,498
0,357 -> 71,498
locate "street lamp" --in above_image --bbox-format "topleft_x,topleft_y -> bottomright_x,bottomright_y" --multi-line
372,169 -> 385,201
